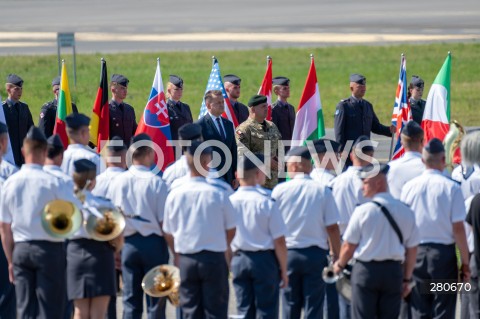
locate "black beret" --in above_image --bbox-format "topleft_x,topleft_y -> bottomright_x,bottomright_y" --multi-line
131,133 -> 152,145
313,139 -> 341,154
353,135 -> 374,153
111,74 -> 129,87
248,95 -> 267,107
286,146 -> 312,160
239,154 -> 265,171
223,74 -> 241,85
410,75 -> 424,88
187,141 -> 212,156
350,74 -> 366,85
0,121 -> 8,134
272,76 -> 290,86
178,123 -> 202,141
424,138 -> 445,154
107,136 -> 127,152
65,113 -> 90,129
358,163 -> 390,179
169,75 -> 183,88
6,74 -> 23,87
51,76 -> 61,86
401,120 -> 424,137
47,134 -> 64,149
73,159 -> 96,174
26,126 -> 47,143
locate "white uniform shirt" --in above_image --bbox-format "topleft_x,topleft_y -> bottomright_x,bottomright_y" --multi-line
62,144 -> 103,176
344,192 -> 420,262
92,167 -> 125,197
401,169 -> 466,244
107,165 -> 167,237
44,164 -> 74,190
0,159 -> 18,179
163,177 -> 236,254
387,151 -> 425,199
170,174 -> 234,195
272,175 -> 340,250
460,166 -> 480,199
0,164 -> 80,242
230,186 -> 287,252
163,155 -> 189,190
310,167 -> 335,187
329,166 -> 367,234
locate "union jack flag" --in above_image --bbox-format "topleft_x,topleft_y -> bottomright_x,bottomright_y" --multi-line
198,57 -> 239,127
391,55 -> 412,160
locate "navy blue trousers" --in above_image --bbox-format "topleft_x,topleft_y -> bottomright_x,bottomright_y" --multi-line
0,240 -> 16,319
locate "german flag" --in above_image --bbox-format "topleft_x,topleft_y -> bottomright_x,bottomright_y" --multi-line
90,58 -> 109,152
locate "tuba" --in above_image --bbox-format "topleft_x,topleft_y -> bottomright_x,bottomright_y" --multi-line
443,120 -> 465,173
41,200 -> 83,239
142,264 -> 180,307
84,206 -> 126,242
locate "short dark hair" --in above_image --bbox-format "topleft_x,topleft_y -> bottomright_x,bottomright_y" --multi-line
47,145 -> 63,159
204,90 -> 223,104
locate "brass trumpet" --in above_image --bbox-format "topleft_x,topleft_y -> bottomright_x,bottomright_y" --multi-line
142,264 -> 180,307
84,206 -> 126,242
41,200 -> 83,239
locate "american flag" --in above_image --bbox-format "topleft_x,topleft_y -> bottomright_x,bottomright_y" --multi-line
198,57 -> 239,127
391,55 -> 412,160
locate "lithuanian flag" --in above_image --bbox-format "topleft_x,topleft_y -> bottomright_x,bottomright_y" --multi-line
54,60 -> 74,147
90,58 -> 109,152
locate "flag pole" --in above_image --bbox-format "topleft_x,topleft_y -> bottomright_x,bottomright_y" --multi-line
388,53 -> 404,161
212,55 -> 216,66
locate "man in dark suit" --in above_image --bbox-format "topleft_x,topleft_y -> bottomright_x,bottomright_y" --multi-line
196,90 -> 237,188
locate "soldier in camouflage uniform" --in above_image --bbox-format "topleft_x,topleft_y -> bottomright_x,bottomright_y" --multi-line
235,95 -> 283,189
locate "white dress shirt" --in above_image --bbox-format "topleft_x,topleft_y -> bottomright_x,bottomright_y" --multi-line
387,151 -> 425,199
310,167 -> 335,187
62,144 -> 103,176
92,166 -> 125,197
44,164 -> 74,190
0,159 -> 18,179
163,155 -> 189,190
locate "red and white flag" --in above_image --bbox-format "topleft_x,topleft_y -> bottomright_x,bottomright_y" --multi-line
258,57 -> 273,120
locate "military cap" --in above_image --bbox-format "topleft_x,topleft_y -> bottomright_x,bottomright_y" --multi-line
131,133 -> 152,145
313,139 -> 341,154
65,113 -> 90,129
111,74 -> 129,87
178,123 -> 202,141
410,75 -> 424,88
286,146 -> 312,160
272,76 -> 290,86
239,154 -> 265,171
401,120 -> 424,137
51,76 -> 61,86
107,136 -> 127,152
424,138 -> 445,154
169,75 -> 183,88
187,141 -> 212,156
47,134 -> 64,149
353,135 -> 374,153
223,74 -> 241,85
248,95 -> 267,107
73,159 -> 97,174
0,122 -> 8,134
26,126 -> 47,142
358,163 -> 390,179
6,74 -> 23,87
349,74 -> 366,85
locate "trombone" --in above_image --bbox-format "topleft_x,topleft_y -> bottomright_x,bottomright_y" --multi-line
142,264 -> 180,307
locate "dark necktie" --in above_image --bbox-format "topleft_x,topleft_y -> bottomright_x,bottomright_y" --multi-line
216,117 -> 226,140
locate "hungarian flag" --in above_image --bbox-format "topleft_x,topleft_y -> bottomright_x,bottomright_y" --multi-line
53,60 -> 74,147
421,53 -> 451,143
258,57 -> 273,120
0,94 -> 14,164
135,59 -> 174,171
291,55 -> 325,148
90,58 -> 109,152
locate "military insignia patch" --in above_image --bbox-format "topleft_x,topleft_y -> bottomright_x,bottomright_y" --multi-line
40,112 -> 45,118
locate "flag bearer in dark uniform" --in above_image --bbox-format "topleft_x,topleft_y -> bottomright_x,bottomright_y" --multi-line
67,159 -> 117,319
108,133 -> 169,319
2,74 -> 34,166
334,164 -> 420,319
0,126 -> 79,319
408,76 -> 426,125
272,146 -> 341,319
109,74 -> 138,146
271,76 -> 295,150
401,138 -> 471,319
224,74 -> 249,125
230,155 -> 288,319
163,141 -> 237,319
166,75 -> 193,141
38,76 -> 79,138
334,74 -> 393,167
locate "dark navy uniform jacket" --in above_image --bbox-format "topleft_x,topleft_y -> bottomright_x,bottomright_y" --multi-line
334,96 -> 391,152
167,99 -> 193,141
271,100 -> 295,142
231,101 -> 249,126
38,99 -> 79,138
109,100 -> 137,146
2,100 -> 34,166
410,98 -> 426,125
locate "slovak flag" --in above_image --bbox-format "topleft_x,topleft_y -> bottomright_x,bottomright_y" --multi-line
135,58 -> 174,171
391,55 -> 412,160
258,56 -> 273,120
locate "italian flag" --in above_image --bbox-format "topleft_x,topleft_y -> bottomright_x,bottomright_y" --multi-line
53,60 -> 74,147
421,53 -> 451,142
291,55 -> 325,147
